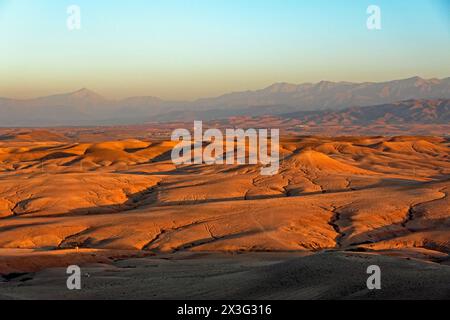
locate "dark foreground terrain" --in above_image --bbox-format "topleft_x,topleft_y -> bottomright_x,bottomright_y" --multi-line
1,251 -> 449,300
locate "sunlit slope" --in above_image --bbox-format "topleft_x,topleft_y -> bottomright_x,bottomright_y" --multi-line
0,135 -> 448,263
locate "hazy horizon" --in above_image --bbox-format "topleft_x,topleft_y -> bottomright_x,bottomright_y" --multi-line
1,75 -> 449,101
1,0 -> 449,100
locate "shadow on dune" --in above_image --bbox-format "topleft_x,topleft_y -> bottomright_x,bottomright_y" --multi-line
10,176 -> 447,220
340,216 -> 450,254
37,152 -> 79,161
145,229 -> 265,253
0,221 -> 55,233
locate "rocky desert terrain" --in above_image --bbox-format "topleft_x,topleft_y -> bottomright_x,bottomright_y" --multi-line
0,130 -> 449,299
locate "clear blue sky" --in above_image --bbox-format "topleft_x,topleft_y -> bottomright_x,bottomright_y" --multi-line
1,0 -> 449,99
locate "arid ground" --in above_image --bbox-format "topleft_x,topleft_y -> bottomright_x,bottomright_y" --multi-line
0,129 -> 449,299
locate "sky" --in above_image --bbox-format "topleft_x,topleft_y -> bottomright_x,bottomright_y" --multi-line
1,0 -> 449,100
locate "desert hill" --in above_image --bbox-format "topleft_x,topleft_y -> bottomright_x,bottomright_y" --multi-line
0,132 -> 448,299
0,134 -> 447,259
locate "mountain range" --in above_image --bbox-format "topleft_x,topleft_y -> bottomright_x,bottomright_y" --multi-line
1,76 -> 449,126
282,99 -> 450,125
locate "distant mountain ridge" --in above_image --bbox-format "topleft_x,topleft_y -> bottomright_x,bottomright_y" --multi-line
0,76 -> 449,126
281,99 -> 450,125
195,76 -> 450,111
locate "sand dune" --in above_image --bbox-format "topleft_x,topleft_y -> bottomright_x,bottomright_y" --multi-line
0,133 -> 447,265
0,131 -> 448,299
